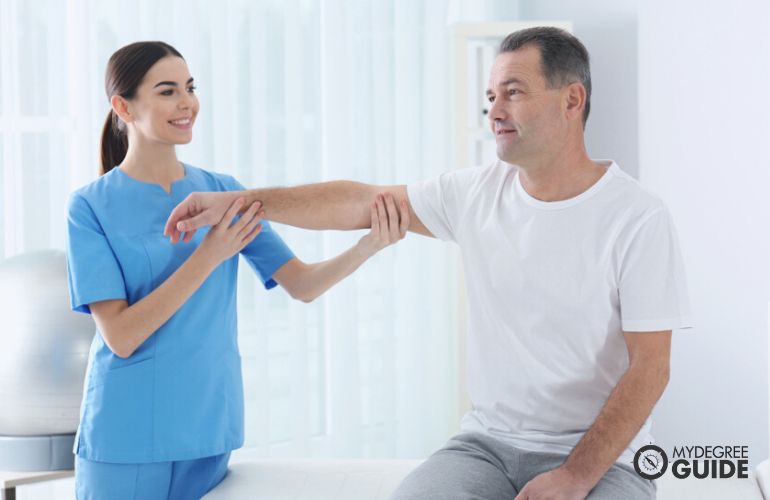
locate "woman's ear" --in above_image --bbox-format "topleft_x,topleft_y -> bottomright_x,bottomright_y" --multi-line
110,95 -> 132,124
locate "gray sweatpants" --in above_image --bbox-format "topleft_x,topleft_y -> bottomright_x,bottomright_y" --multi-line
390,432 -> 656,500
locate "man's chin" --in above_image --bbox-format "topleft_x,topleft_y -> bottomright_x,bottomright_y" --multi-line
496,148 -> 521,166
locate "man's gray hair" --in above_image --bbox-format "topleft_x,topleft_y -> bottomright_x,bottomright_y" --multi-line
499,27 -> 592,125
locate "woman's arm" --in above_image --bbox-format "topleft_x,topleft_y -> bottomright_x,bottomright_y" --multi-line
271,193 -> 408,302
90,199 -> 262,358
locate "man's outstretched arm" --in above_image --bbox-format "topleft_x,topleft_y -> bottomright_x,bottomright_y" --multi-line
164,181 -> 433,243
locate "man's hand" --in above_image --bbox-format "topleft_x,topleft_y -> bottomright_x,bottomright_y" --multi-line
164,191 -> 241,243
515,467 -> 592,500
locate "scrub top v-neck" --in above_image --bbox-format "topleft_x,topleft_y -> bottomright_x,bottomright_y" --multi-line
66,163 -> 294,463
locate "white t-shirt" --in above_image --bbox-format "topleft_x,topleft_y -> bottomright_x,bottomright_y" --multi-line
407,160 -> 692,466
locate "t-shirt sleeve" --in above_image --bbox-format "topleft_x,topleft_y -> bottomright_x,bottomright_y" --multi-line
618,207 -> 693,332
224,176 -> 295,290
407,169 -> 475,242
66,193 -> 127,314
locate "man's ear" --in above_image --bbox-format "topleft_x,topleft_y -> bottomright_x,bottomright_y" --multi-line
110,94 -> 132,124
563,82 -> 586,122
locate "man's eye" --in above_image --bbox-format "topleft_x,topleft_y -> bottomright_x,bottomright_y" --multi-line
487,96 -> 495,103
509,89 -> 520,96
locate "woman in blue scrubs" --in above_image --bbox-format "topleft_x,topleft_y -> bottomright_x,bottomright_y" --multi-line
66,41 -> 408,500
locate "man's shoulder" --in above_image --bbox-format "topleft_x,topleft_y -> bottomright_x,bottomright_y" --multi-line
604,163 -> 668,215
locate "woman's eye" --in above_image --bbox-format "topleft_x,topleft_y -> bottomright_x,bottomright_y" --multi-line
187,85 -> 197,93
160,90 -> 173,96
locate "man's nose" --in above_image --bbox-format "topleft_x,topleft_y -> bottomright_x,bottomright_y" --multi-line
487,97 -> 506,124
487,100 -> 508,132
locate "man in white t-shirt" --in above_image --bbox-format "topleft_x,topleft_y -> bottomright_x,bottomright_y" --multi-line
165,27 -> 690,499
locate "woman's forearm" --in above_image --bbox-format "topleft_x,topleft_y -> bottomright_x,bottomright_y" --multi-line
99,250 -> 218,358
283,242 -> 376,303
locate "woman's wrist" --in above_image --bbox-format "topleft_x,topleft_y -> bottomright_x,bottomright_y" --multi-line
354,237 -> 379,260
190,245 -> 221,274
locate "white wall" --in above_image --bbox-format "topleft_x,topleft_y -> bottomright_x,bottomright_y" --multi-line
638,0 -> 770,466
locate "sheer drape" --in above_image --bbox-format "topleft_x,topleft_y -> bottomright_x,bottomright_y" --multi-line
0,0 -> 461,459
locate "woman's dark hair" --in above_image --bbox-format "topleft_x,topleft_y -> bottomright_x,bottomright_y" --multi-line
100,41 -> 183,175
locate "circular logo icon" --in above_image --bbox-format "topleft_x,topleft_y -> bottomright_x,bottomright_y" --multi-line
634,445 -> 668,480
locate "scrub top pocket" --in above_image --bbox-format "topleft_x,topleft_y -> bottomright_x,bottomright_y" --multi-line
81,357 -> 155,460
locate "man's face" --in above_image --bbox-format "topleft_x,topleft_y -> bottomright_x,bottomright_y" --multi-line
486,45 -> 567,166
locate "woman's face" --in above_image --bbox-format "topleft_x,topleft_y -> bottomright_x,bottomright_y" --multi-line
123,56 -> 199,145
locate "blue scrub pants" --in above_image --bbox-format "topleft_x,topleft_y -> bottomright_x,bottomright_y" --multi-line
75,452 -> 230,500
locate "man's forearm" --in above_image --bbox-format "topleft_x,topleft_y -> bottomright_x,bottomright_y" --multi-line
561,363 -> 669,489
245,181 -> 377,230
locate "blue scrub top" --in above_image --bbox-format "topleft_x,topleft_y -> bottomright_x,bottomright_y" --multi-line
66,164 -> 294,463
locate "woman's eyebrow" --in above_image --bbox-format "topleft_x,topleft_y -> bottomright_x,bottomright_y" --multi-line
153,77 -> 195,88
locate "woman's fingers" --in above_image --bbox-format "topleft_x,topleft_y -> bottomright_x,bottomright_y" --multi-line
241,222 -> 263,247
375,195 -> 389,242
231,202 -> 261,236
398,199 -> 410,238
238,209 -> 264,241
384,194 -> 400,242
370,202 -> 379,236
215,197 -> 246,230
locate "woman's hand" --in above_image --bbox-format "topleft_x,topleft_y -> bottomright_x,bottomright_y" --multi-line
356,193 -> 409,257
164,191 -> 243,243
194,198 -> 264,267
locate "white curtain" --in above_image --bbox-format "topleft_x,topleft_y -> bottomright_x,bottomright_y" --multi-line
0,0 -> 462,459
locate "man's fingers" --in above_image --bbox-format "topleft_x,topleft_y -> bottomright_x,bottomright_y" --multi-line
182,229 -> 198,243
176,211 -> 215,234
164,195 -> 194,238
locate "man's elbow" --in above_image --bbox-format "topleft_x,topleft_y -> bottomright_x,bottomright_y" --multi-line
634,360 -> 670,392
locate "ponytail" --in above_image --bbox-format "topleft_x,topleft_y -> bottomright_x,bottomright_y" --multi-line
99,110 -> 128,175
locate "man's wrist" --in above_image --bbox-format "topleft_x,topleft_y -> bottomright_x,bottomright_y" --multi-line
559,462 -> 598,492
